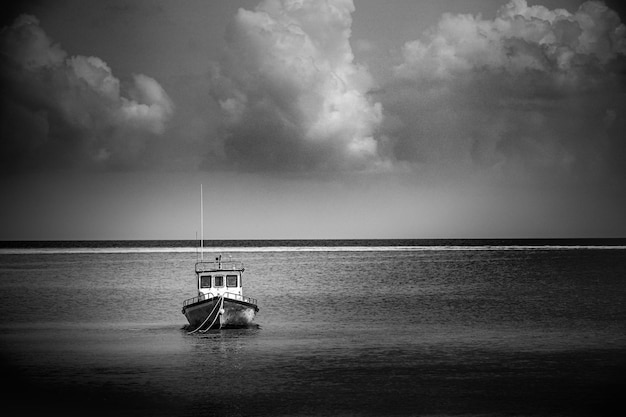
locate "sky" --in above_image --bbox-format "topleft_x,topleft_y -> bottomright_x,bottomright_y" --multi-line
1,0 -> 625,240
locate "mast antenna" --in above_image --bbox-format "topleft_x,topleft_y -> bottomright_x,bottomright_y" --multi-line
200,184 -> 204,262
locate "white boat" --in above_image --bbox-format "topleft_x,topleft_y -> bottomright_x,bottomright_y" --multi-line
182,255 -> 259,333
182,185 -> 259,333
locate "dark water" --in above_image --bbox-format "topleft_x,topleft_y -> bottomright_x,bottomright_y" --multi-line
1,240 -> 625,416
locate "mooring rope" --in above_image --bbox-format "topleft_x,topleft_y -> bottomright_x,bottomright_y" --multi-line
187,295 -> 225,334
199,295 -> 224,334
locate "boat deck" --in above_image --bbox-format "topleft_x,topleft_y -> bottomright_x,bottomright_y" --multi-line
183,291 -> 258,308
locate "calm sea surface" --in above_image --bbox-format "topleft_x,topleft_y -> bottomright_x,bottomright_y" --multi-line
1,240 -> 625,416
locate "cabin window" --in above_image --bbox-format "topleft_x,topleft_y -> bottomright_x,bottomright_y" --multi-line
200,275 -> 211,288
214,275 -> 224,287
226,275 -> 238,287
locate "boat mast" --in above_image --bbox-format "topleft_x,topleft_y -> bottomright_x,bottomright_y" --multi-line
200,184 -> 204,262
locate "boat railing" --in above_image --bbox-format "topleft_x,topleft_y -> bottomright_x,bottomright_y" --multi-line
222,291 -> 257,306
195,260 -> 244,273
183,292 -> 257,307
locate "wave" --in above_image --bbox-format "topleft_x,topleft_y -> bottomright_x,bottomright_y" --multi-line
2,245 -> 626,255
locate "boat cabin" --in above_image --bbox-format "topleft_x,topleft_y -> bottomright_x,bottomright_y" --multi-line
195,256 -> 245,300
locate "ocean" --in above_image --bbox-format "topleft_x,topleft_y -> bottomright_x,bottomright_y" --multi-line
0,239 -> 625,416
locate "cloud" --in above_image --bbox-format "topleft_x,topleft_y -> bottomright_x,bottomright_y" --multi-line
0,14 -> 174,172
396,0 -> 626,79
210,0 -> 384,172
388,0 -> 626,181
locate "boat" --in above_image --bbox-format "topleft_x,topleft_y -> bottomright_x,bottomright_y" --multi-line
182,255 -> 259,333
181,185 -> 259,333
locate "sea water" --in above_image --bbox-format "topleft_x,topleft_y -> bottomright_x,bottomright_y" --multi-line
0,240 -> 625,416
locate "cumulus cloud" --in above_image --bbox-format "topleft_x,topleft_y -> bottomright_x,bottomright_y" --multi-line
210,0 -> 384,171
388,0 -> 626,181
0,14 -> 174,172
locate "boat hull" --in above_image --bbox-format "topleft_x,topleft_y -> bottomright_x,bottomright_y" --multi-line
183,297 -> 258,330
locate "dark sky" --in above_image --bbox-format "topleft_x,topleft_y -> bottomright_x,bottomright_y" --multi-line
1,0 -> 625,239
